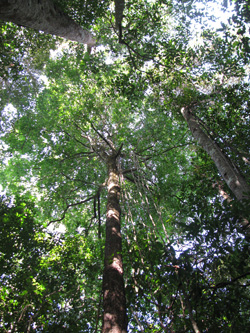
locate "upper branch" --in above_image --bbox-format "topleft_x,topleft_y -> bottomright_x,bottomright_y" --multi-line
48,196 -> 95,224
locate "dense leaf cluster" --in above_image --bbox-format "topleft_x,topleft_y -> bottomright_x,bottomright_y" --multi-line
0,197 -> 103,332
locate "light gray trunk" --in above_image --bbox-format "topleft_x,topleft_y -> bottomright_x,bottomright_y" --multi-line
0,0 -> 95,45
181,107 -> 250,202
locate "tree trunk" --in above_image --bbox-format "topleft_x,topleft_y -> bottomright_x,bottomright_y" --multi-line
181,107 -> 250,202
181,286 -> 200,333
102,155 -> 127,333
115,0 -> 125,29
0,0 -> 95,45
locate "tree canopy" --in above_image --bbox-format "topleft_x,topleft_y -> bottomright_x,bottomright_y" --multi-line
1,0 -> 250,332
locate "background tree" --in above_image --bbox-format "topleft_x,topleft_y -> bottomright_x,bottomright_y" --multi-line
0,0 -> 95,45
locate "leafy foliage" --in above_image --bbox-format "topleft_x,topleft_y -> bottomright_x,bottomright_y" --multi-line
0,197 -> 103,332
53,0 -> 110,27
1,0 -> 250,331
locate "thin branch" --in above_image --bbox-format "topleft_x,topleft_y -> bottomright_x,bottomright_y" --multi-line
209,271 -> 250,289
138,141 -> 193,162
85,217 -> 95,236
18,304 -> 33,322
64,130 -> 90,149
48,196 -> 95,224
130,307 -> 145,332
120,37 -> 176,72
91,123 -> 116,152
115,143 -> 123,158
136,144 -> 155,155
73,123 -> 94,142
122,168 -> 138,175
60,171 -> 97,186
123,175 -> 136,184
60,151 -> 94,162
135,134 -> 193,162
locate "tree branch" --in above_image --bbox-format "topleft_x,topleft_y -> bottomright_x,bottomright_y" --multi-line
115,143 -> 123,158
48,196 -> 95,224
210,271 -> 250,289
64,130 -> 91,149
91,123 -> 116,152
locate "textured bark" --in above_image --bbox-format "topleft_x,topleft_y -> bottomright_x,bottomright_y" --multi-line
181,107 -> 250,202
0,0 -> 95,45
102,155 -> 127,333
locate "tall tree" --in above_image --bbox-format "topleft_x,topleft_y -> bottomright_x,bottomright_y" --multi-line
0,54 -> 136,331
103,150 -> 127,332
181,105 -> 250,202
0,0 -> 95,45
0,47 -> 192,330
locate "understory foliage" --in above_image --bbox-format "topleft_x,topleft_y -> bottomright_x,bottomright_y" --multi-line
1,0 -> 250,331
0,197 -> 103,332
